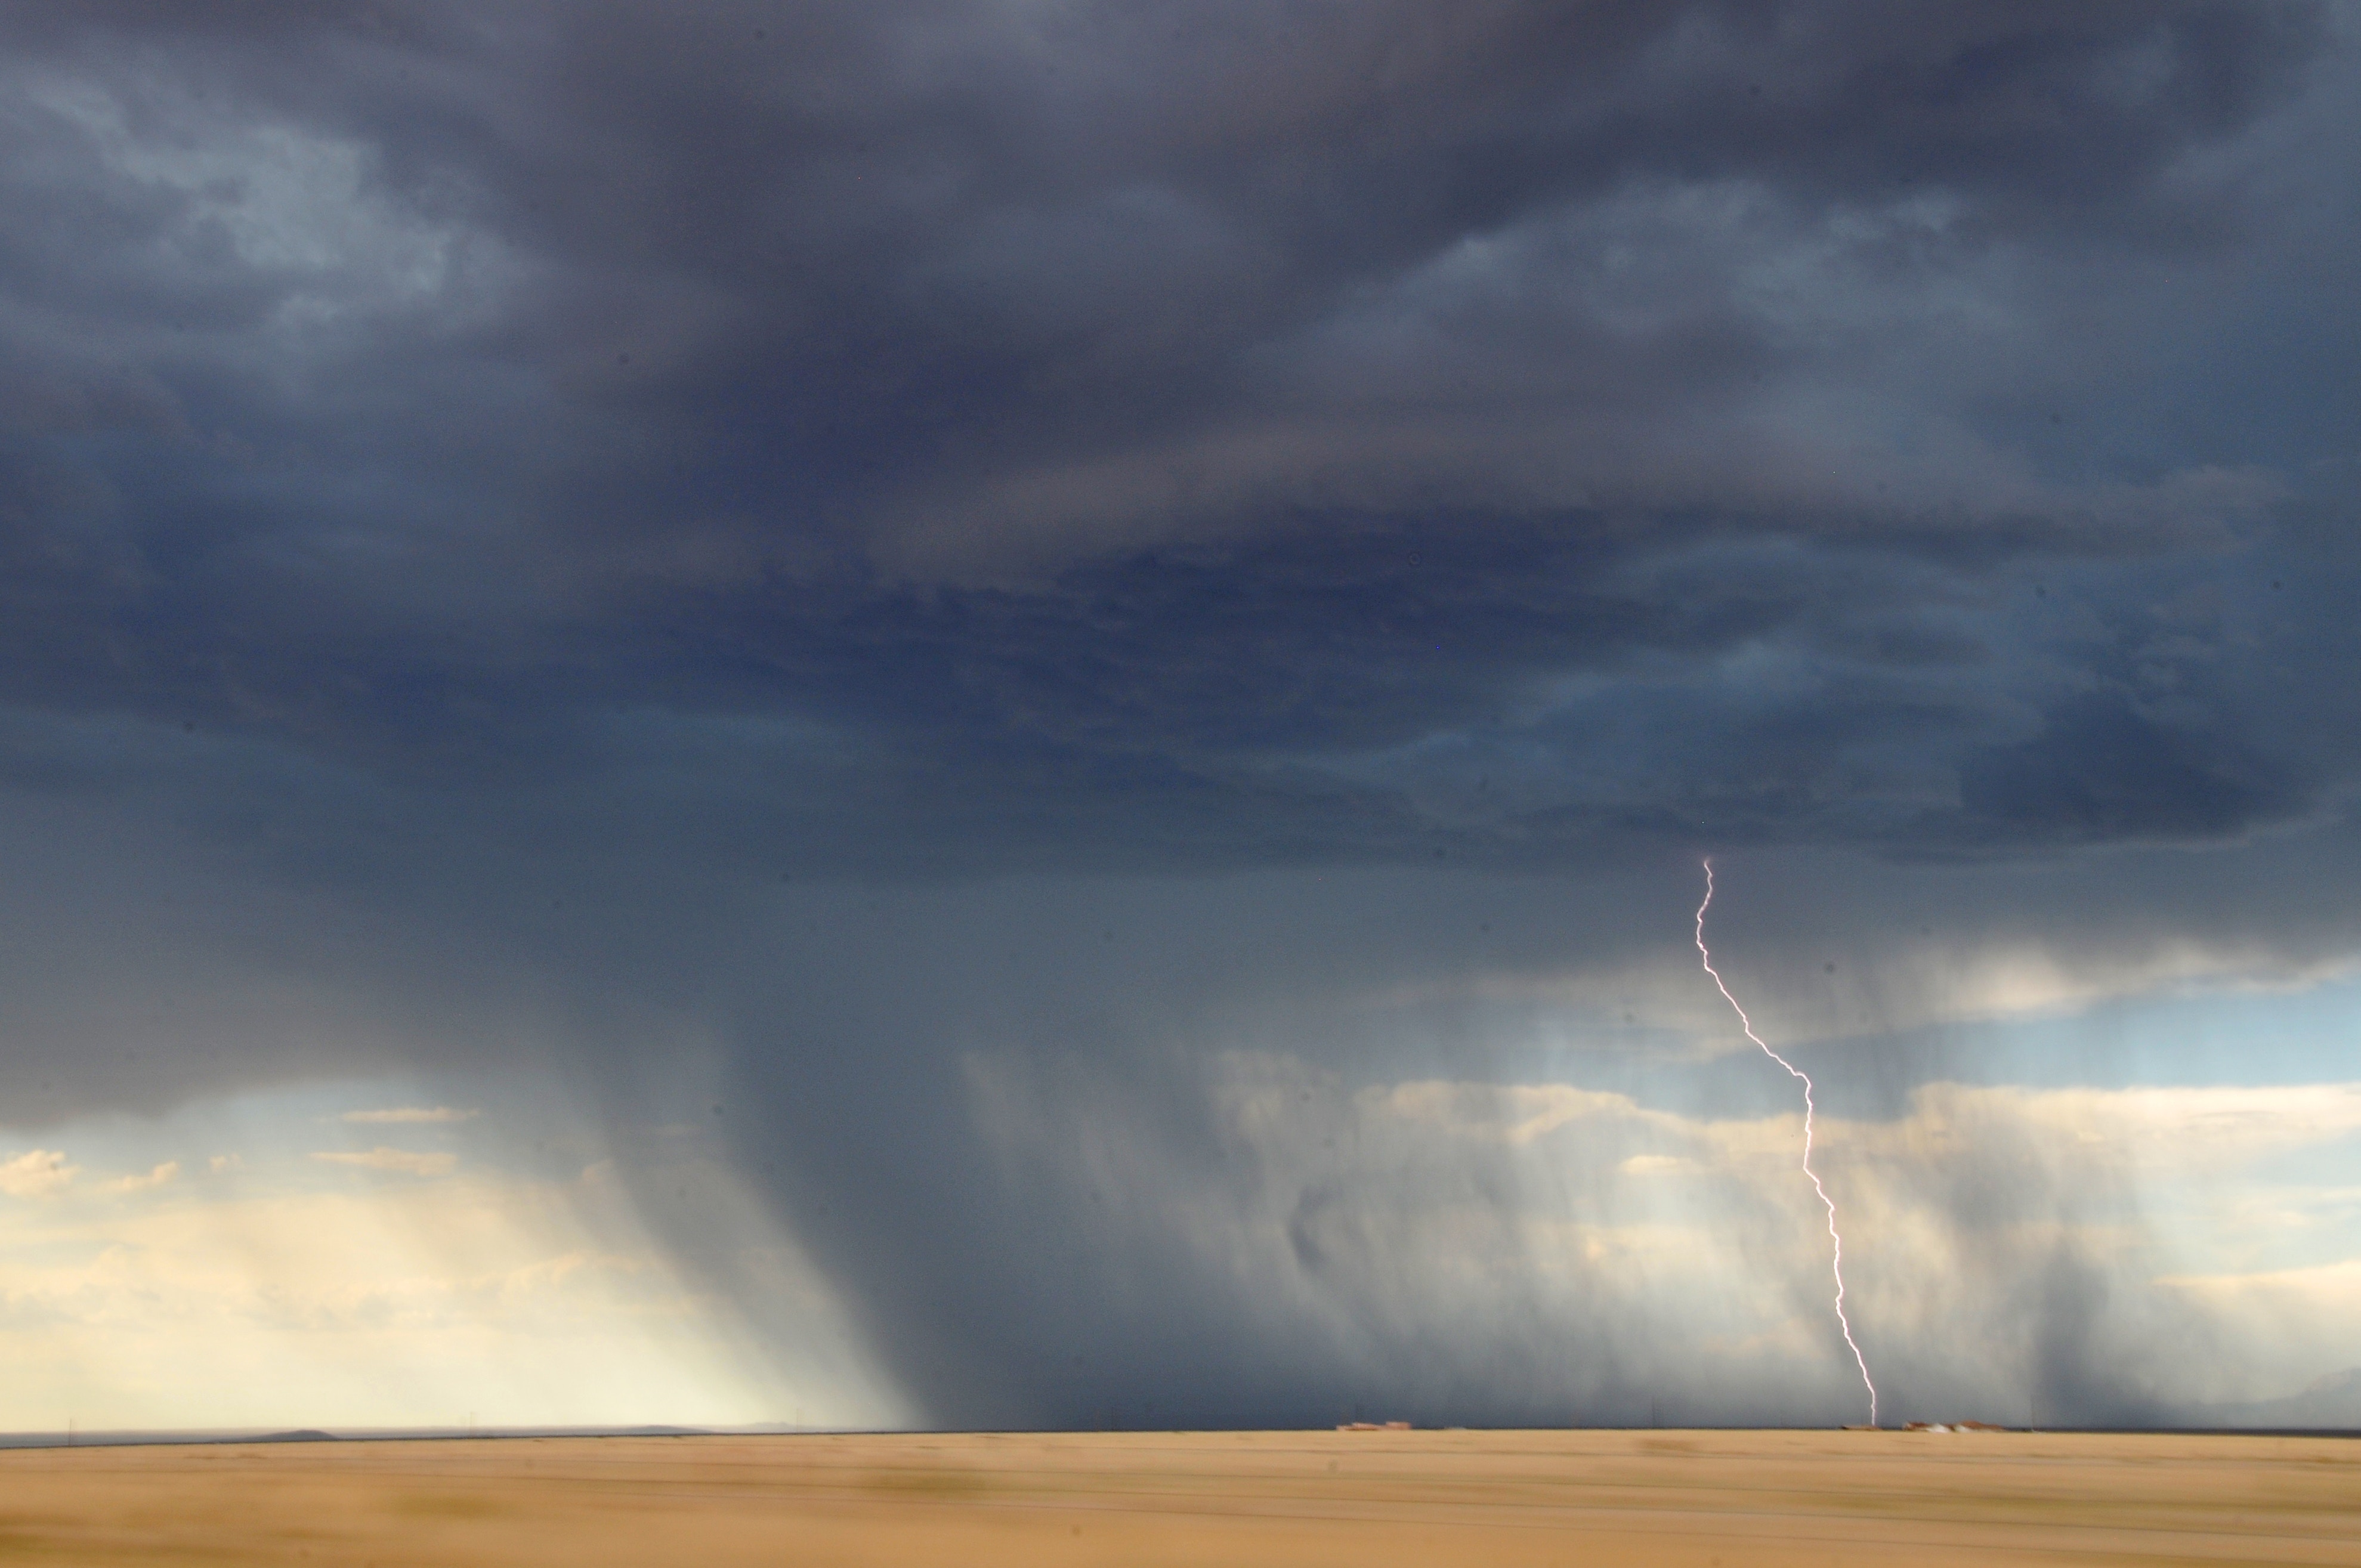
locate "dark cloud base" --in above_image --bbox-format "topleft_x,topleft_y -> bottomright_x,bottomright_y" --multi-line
0,0 -> 2350,877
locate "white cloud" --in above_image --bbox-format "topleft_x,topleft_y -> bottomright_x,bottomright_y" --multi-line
310,1146 -> 459,1177
209,1154 -> 243,1174
100,1161 -> 180,1195
2159,1257 -> 2361,1307
1881,1082 -> 2361,1171
1356,1081 -> 1679,1147
0,1150 -> 78,1198
0,1144 -> 909,1433
339,1106 -> 479,1124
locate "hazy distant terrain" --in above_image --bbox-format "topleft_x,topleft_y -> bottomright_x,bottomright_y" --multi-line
1,1430 -> 2355,1566
2199,1369 -> 2361,1431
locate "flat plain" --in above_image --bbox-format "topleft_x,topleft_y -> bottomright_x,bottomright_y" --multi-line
1,1427 -> 2356,1566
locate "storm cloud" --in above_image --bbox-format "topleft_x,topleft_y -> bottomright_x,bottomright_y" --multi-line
1,1 -> 2358,1429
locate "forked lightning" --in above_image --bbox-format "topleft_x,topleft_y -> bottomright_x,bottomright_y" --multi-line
1695,858 -> 1878,1427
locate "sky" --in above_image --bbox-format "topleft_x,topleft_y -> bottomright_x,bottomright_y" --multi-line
1,1 -> 2359,1432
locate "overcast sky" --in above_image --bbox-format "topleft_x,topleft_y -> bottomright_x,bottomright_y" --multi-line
2,1 -> 2359,1433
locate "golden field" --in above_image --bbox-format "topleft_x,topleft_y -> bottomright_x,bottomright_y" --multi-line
1,1427 -> 2356,1566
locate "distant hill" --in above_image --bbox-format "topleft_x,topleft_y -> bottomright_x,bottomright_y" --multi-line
2193,1369 -> 2361,1430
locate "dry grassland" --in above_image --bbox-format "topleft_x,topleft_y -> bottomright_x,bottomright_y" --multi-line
1,1427 -> 2356,1566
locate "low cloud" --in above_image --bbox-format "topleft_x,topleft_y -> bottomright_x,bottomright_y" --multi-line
0,1150 -> 76,1198
0,1134 -> 903,1431
339,1106 -> 480,1125
928,1049 -> 2361,1426
1882,1083 -> 2361,1173
310,1148 -> 459,1177
99,1161 -> 179,1195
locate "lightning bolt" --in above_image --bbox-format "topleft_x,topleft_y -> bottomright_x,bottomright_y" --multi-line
1695,858 -> 1878,1427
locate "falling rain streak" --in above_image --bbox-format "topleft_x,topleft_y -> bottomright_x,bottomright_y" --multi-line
1695,859 -> 1880,1427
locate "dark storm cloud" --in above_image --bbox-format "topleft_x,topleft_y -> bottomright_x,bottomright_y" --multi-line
2,2 -> 2359,1430
0,0 -> 2351,866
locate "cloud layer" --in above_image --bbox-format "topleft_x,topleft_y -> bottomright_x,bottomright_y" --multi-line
0,2 -> 2357,1428
0,1 -> 2354,872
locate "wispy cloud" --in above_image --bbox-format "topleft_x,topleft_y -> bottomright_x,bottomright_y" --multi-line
100,1161 -> 180,1195
339,1106 -> 479,1125
0,1150 -> 77,1198
310,1148 -> 459,1177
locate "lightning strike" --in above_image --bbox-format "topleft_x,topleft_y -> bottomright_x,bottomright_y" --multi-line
1695,858 -> 1878,1427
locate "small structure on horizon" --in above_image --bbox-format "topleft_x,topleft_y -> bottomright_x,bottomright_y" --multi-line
1906,1421 -> 2009,1433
